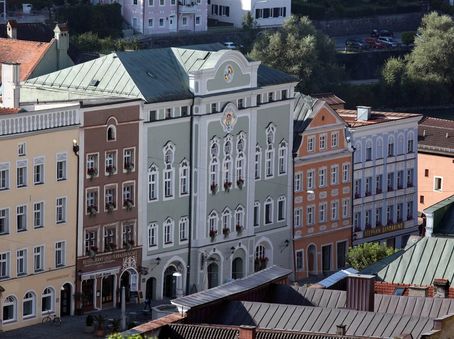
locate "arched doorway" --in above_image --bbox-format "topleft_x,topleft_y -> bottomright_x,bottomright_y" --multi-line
232,257 -> 243,279
146,278 -> 156,301
102,275 -> 114,306
308,244 -> 317,275
163,266 -> 177,299
60,283 -> 71,316
120,271 -> 131,302
207,262 -> 219,288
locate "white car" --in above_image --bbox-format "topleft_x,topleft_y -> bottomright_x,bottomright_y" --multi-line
223,42 -> 237,49
377,37 -> 400,48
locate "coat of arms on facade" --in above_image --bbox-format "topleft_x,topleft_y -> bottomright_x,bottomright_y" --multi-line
224,64 -> 234,83
221,103 -> 238,133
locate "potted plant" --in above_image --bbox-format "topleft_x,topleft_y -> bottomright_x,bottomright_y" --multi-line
94,314 -> 106,337
123,199 -> 133,210
106,202 -> 115,212
88,205 -> 97,216
209,229 -> 217,240
85,314 -> 95,333
210,183 -> 217,194
224,181 -> 232,192
237,177 -> 244,189
124,239 -> 135,250
111,318 -> 121,333
106,165 -> 116,175
222,227 -> 230,237
124,162 -> 134,172
236,224 -> 243,233
90,245 -> 98,253
87,167 -> 97,178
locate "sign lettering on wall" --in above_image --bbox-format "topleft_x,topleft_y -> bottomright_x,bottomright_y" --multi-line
364,222 -> 404,238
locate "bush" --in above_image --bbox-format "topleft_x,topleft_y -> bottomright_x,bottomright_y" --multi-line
347,242 -> 397,271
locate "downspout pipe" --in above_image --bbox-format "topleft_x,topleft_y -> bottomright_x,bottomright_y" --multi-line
186,96 -> 195,295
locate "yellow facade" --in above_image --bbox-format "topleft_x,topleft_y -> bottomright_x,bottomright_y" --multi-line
0,122 -> 78,331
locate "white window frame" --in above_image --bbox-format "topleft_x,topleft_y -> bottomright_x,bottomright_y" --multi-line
33,202 -> 44,228
264,197 -> 274,225
105,151 -> 117,176
33,157 -> 44,185
41,287 -> 54,313
319,202 -> 327,223
123,148 -> 135,172
16,160 -> 27,188
253,202 -> 260,227
148,223 -> 158,249
342,163 -> 350,183
307,205 -> 315,225
294,208 -> 302,228
56,197 -> 66,224
255,144 -> 262,180
319,134 -> 327,150
86,153 -> 99,178
307,135 -> 315,152
163,143 -> 175,200
265,125 -> 275,178
22,291 -> 35,319
295,250 -> 304,272
0,208 -> 8,234
235,206 -> 245,229
179,160 -> 189,197
122,182 -> 135,208
2,295 -> 16,323
179,217 -> 188,242
0,251 -> 10,279
307,169 -> 315,190
16,248 -> 27,276
56,153 -> 67,181
55,241 -> 65,267
163,218 -> 174,246
148,164 -> 159,202
222,208 -> 232,232
331,201 -> 338,221
208,211 -> 219,236
33,246 -> 44,272
331,165 -> 338,185
295,172 -> 303,192
342,199 -> 350,218
209,139 -> 220,193
277,196 -> 286,221
278,140 -> 288,175
319,167 -> 327,188
17,205 -> 27,232
331,132 -> 339,148
0,163 -> 9,190
434,176 -> 443,192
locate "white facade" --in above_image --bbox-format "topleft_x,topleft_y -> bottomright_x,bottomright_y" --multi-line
347,113 -> 421,248
208,0 -> 291,28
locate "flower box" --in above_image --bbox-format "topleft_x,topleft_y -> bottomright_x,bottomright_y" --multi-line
87,167 -> 98,178
123,199 -> 133,210
222,228 -> 230,236
209,229 -> 217,239
210,183 -> 217,194
124,162 -> 134,172
236,224 -> 243,233
237,178 -> 244,189
106,165 -> 116,175
90,246 -> 98,253
88,205 -> 97,215
224,181 -> 232,192
105,202 -> 116,212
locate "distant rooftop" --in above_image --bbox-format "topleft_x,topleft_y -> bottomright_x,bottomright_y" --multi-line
418,116 -> 454,156
337,109 -> 420,128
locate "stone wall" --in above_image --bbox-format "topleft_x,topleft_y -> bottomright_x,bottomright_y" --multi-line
313,12 -> 424,37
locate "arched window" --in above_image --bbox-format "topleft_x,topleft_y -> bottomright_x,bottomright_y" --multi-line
232,257 -> 243,280
107,125 -> 116,141
397,134 -> 404,155
179,217 -> 188,242
41,287 -> 54,313
163,218 -> 174,245
209,139 -> 220,193
208,210 -> 218,237
365,140 -> 373,161
148,164 -> 159,201
3,295 -> 17,323
255,144 -> 262,180
222,208 -> 232,232
278,140 -> 288,175
223,136 -> 233,190
254,245 -> 268,272
265,125 -> 275,178
23,291 -> 36,318
163,143 -> 175,199
387,136 -> 395,157
264,197 -> 274,224
147,223 -> 158,249
235,205 -> 245,229
179,159 -> 189,196
236,133 -> 246,188
376,138 -> 383,159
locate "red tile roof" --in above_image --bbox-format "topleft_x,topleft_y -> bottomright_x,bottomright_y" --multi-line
0,38 -> 53,81
337,109 -> 420,127
418,116 -> 454,154
0,107 -> 21,114
132,312 -> 184,333
312,93 -> 345,107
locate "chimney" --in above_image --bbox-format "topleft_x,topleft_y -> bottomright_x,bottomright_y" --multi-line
1,63 -> 20,108
433,279 -> 450,298
7,20 -> 18,39
408,286 -> 429,297
239,325 -> 256,339
346,274 -> 375,312
336,324 -> 347,335
356,106 -> 371,121
53,23 -> 69,69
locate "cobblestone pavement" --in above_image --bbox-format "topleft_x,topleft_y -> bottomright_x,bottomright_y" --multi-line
1,299 -> 170,339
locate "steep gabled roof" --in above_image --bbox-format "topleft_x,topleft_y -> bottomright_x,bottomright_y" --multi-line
418,116 -> 454,156
0,38 -> 53,81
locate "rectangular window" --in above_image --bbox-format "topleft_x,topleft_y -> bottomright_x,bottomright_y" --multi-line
424,169 -> 429,177
388,142 -> 394,157
342,163 -> 350,183
331,166 -> 338,185
331,132 -> 338,148
281,89 -> 287,100
211,103 -> 217,113
265,148 -> 274,178
277,198 -> 285,221
366,147 -> 372,161
331,201 -> 338,221
17,205 -> 27,231
0,164 -> 9,190
255,148 -> 261,180
123,149 -> 135,172
365,177 -> 372,196
104,228 -> 116,251
397,203 -> 403,222
105,151 -> 117,175
164,222 -> 173,244
86,154 -> 98,177
319,134 -> 326,150
434,177 -> 443,191
254,203 -> 260,227
420,195 -> 425,204
407,138 -> 414,153
149,0 -> 153,5
123,183 -> 135,207
387,172 -> 394,191
33,246 -> 44,272
407,168 -> 414,187
33,158 -> 44,185
265,202 -> 273,224
237,98 -> 244,109
164,169 -> 173,198
354,211 -> 361,230
105,186 -> 116,211
268,92 -> 274,102
86,190 -> 98,214
179,218 -> 188,241
123,224 -> 133,245
180,163 -> 189,196
307,136 -> 315,152
354,179 -> 362,198
16,249 -> 26,276
407,201 -> 414,220
296,250 -> 304,271
397,170 -> 404,189
148,224 -> 157,248
0,252 -> 10,279
85,230 -> 97,254
387,205 -> 394,224
33,202 -> 44,228
307,170 -> 314,190
195,16 -> 201,25
319,203 -> 327,223
337,241 -> 347,269
376,207 -> 383,226
294,172 -> 303,192
55,241 -> 65,267
365,209 -> 371,227
294,208 -> 302,227
0,209 -> 9,234
148,168 -> 158,201
17,162 -> 27,188
149,110 -> 157,121
56,197 -> 66,223
376,174 -> 383,193
18,143 -> 26,156
342,199 -> 350,218
56,153 -> 67,181
256,94 -> 261,105
165,108 -> 172,119
307,206 -> 314,225
322,245 -> 332,273
181,106 -> 189,116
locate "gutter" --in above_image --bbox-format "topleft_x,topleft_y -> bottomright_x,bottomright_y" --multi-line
186,96 -> 195,295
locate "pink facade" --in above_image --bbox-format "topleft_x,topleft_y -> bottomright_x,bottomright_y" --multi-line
121,0 -> 208,34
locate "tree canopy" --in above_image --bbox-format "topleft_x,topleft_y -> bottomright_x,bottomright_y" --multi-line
347,242 -> 396,271
248,16 -> 342,93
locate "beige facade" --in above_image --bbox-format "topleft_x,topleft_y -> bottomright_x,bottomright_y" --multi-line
0,107 -> 79,331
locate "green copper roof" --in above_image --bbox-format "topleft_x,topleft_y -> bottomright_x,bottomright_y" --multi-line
376,236 -> 454,285
25,44 -> 296,104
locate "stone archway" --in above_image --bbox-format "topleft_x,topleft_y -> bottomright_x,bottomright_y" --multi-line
232,257 -> 243,280
207,262 -> 219,288
163,266 -> 177,299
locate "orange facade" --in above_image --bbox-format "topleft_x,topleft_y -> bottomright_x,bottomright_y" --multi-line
293,103 -> 353,279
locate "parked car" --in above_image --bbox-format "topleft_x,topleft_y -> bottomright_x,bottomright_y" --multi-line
364,37 -> 386,49
377,36 -> 401,48
371,29 -> 394,38
223,41 -> 237,49
345,39 -> 368,51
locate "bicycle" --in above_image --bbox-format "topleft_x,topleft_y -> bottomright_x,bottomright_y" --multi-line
42,311 -> 62,326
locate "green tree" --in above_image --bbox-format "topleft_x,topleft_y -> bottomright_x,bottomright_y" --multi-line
242,11 -> 256,30
346,243 -> 396,271
248,15 -> 343,93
